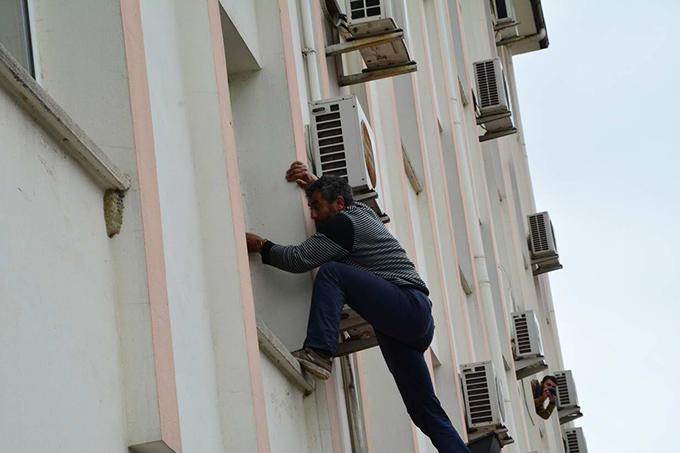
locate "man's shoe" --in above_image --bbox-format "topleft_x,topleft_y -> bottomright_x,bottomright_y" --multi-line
292,347 -> 332,380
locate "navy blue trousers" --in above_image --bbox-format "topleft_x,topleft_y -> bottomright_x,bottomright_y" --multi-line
304,262 -> 470,453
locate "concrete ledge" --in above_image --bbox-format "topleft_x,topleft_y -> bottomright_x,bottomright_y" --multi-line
0,43 -> 130,191
256,320 -> 315,396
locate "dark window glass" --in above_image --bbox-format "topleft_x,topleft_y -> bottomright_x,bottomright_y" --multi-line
495,0 -> 509,19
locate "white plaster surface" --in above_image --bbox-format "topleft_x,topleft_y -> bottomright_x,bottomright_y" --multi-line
28,0 -> 167,444
261,353 -> 319,453
0,88 -> 128,452
228,0 -> 315,351
219,0 -> 261,64
140,2 -> 239,452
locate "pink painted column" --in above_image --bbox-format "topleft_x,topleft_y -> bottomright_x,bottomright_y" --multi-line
205,1 -> 272,452
120,0 -> 182,451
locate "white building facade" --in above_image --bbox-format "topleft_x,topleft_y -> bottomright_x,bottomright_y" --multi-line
0,1 -> 587,452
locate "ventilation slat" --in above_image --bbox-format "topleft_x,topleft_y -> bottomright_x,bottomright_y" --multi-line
475,60 -> 501,109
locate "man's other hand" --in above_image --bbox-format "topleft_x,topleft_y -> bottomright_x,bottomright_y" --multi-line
246,232 -> 266,253
286,161 -> 317,189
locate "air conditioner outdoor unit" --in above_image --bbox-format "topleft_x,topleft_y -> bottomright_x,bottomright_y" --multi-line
527,211 -> 562,274
528,212 -> 558,259
310,96 -> 387,221
474,58 -> 510,117
511,311 -> 543,360
460,361 -> 505,430
554,370 -> 579,410
473,58 -> 516,141
563,427 -> 588,453
492,0 -> 516,29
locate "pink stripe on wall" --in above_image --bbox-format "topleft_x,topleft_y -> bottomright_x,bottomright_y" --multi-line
206,1 -> 272,452
119,0 -> 182,451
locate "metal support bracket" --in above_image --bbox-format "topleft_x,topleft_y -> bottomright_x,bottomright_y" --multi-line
514,356 -> 549,380
467,425 -> 514,447
327,22 -> 417,87
531,255 -> 563,275
476,111 -> 512,125
336,306 -> 379,357
558,406 -> 583,425
325,30 -> 405,56
479,127 -> 518,142
337,62 -> 417,87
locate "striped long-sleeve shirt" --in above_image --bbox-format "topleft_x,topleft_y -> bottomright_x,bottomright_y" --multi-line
261,202 -> 429,295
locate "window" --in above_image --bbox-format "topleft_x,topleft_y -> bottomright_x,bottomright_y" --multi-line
0,0 -> 34,75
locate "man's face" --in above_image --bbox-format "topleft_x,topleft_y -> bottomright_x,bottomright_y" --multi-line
543,379 -> 557,392
308,190 -> 346,225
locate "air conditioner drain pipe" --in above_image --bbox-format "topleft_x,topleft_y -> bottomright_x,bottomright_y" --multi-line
300,0 -> 322,102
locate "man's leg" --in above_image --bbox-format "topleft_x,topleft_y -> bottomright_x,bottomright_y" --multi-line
304,261 -> 433,355
302,262 -> 468,452
376,332 -> 470,453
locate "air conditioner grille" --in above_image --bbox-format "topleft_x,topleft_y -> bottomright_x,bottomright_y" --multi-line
348,0 -> 382,20
556,373 -> 571,406
314,105 -> 348,181
514,314 -> 532,354
464,370 -> 493,424
529,214 -> 549,252
565,431 -> 581,453
475,60 -> 500,109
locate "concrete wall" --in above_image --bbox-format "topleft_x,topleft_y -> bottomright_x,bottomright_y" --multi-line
0,80 -> 127,453
227,0 -> 315,351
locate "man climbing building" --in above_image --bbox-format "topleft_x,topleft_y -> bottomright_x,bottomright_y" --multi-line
245,161 -> 469,453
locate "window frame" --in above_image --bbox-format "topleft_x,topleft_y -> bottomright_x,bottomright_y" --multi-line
0,0 -> 35,76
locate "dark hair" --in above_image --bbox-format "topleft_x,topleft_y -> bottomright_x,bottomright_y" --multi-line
541,375 -> 557,386
305,175 -> 354,205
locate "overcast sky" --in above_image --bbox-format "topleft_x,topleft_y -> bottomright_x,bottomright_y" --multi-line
513,0 -> 680,451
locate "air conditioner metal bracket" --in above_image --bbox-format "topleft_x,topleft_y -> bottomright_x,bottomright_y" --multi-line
355,191 -> 390,224
479,127 -> 517,142
514,356 -> 548,380
326,30 -> 406,56
532,256 -> 563,275
558,406 -> 583,425
467,425 -> 514,448
327,22 -> 418,87
336,306 -> 379,357
337,62 -> 417,87
476,111 -> 512,125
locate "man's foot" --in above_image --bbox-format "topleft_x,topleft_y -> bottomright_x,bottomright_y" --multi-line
292,347 -> 332,380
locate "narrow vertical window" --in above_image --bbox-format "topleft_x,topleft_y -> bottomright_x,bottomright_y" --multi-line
0,0 -> 34,76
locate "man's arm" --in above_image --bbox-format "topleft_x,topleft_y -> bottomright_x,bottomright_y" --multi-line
249,213 -> 354,274
535,400 -> 556,420
531,381 -> 557,420
262,234 -> 347,273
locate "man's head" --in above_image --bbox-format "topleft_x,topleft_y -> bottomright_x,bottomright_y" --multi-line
305,176 -> 354,225
541,375 -> 558,391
